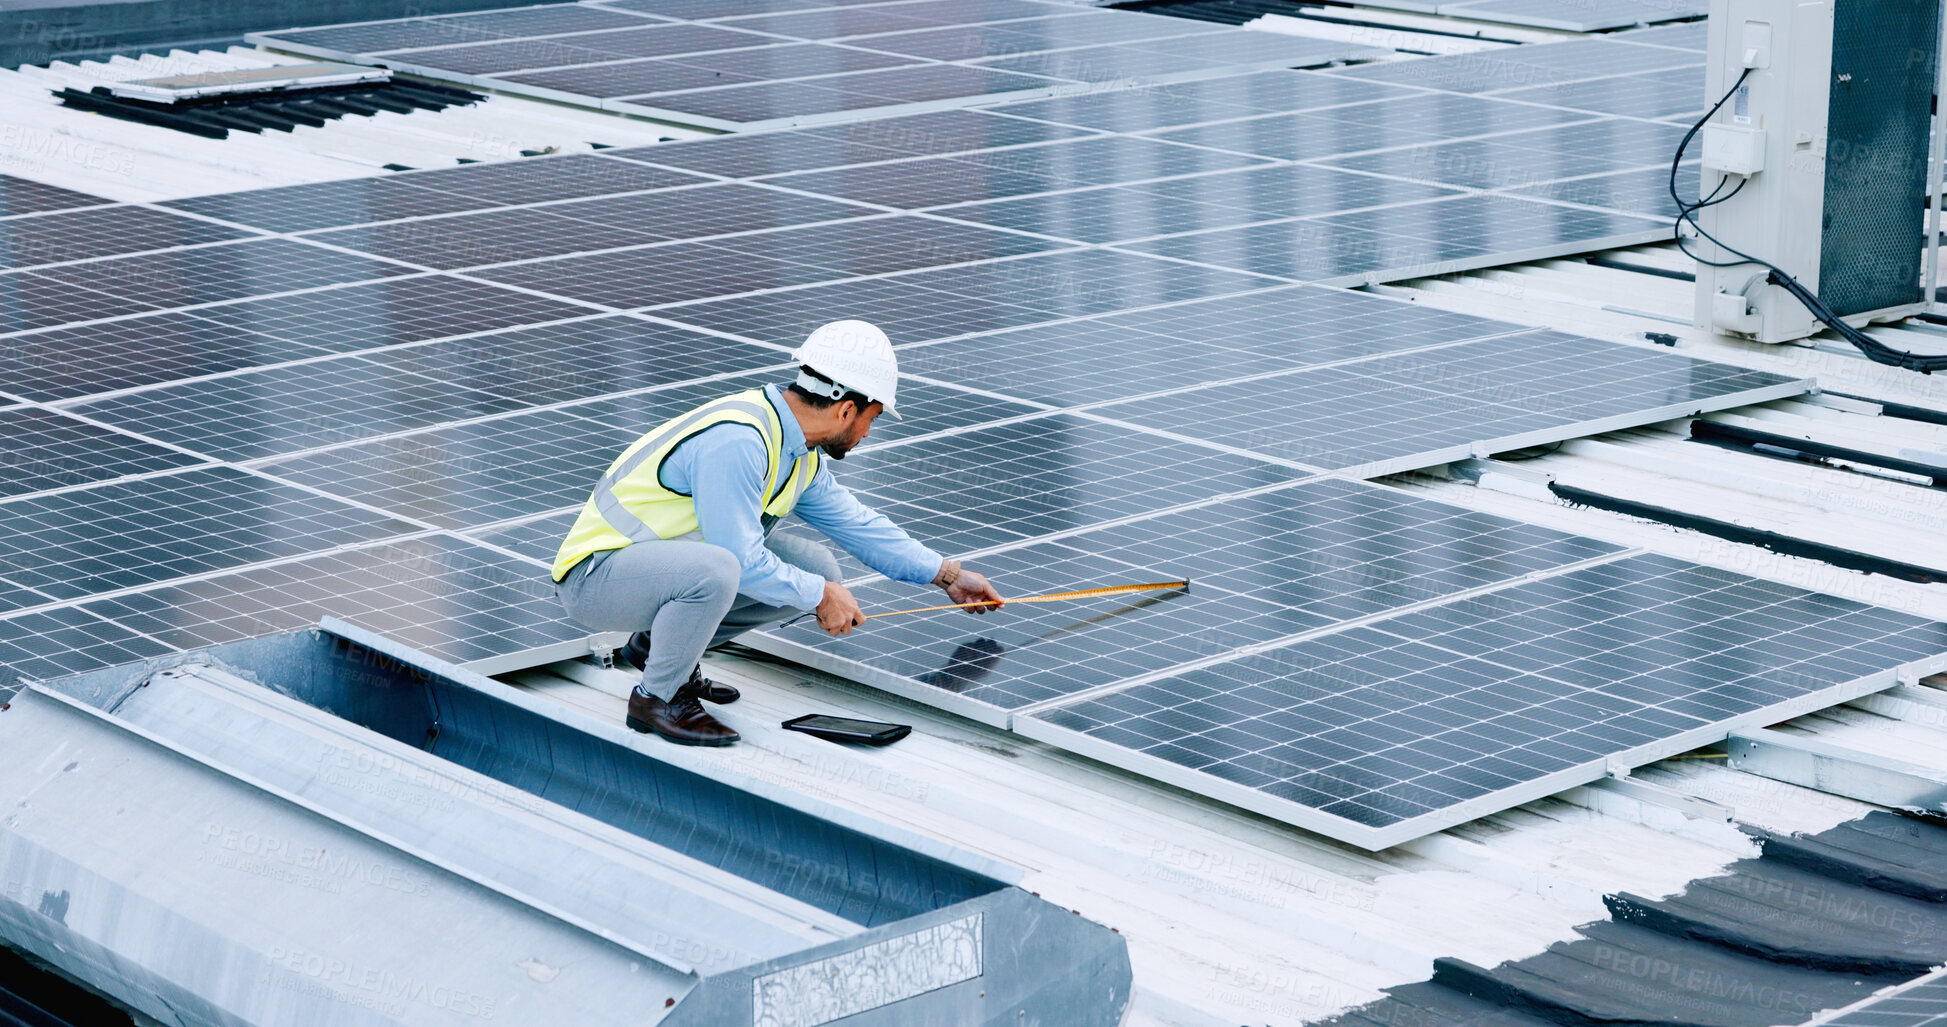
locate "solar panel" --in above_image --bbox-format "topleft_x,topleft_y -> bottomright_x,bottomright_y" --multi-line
593,0 -> 824,19
0,206 -> 256,271
1318,120 -> 1692,190
471,215 -> 1064,309
748,477 -> 1625,722
398,22 -> 777,70
1439,0 -> 1707,33
68,358 -> 541,462
73,533 -> 588,673
900,284 -> 1524,405
0,606 -> 174,695
1332,38 -> 1700,94
164,178 -> 514,233
512,45 -> 921,99
0,276 -> 587,404
1496,68 -> 1706,121
1512,164 -> 1700,220
251,3 -> 1385,132
772,135 -> 1272,209
263,5 -> 659,57
622,65 -> 1061,126
0,407 -> 202,498
467,511 -> 577,567
1125,195 -> 1669,285
1019,552 -> 1941,847
0,174 -> 113,216
164,157 -> 708,233
1821,973 -> 1947,1027
69,315 -> 781,463
991,70 -> 1420,132
0,466 -> 419,604
651,248 -> 1281,346
830,413 -> 1309,555
1091,331 -> 1808,476
258,373 -> 1037,529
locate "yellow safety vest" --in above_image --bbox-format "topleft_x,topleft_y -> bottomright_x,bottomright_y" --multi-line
552,389 -> 821,581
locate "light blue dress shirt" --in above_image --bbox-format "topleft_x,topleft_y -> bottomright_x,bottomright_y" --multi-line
657,385 -> 944,610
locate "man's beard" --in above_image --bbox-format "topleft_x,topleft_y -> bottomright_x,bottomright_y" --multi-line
821,440 -> 853,460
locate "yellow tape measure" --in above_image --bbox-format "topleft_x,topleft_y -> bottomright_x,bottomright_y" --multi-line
863,580 -> 1191,620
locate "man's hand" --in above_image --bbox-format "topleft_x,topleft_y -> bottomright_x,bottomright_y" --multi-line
945,568 -> 1004,614
817,580 -> 866,636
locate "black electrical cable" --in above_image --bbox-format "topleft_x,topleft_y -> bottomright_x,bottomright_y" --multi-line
1670,68 -> 1947,373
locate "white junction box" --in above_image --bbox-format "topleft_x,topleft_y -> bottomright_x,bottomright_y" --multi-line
1692,0 -> 1942,343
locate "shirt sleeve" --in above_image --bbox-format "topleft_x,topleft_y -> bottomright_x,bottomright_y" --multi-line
791,463 -> 945,587
662,423 -> 827,611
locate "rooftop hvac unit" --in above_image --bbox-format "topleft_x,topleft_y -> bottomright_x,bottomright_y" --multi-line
1692,0 -> 1944,345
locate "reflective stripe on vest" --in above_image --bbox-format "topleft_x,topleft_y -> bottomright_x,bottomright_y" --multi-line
551,389 -> 820,581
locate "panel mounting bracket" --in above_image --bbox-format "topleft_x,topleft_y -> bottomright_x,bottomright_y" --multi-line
1726,726 -> 1947,812
1592,761 -> 1735,821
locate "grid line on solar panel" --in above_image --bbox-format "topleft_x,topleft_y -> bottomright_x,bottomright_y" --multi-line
63,316 -> 786,466
0,407 -> 204,498
1329,38 -> 1701,95
1507,164 -> 1699,220
380,22 -> 780,71
824,413 -> 1312,557
65,356 -> 539,463
255,372 -> 1035,528
256,5 -> 665,58
927,166 -> 1466,244
647,247 -> 1284,347
615,64 -> 1064,127
504,43 -> 924,99
988,70 -> 1425,132
897,283 -> 1525,406
1091,331 -> 1806,476
0,206 -> 260,272
163,158 -> 709,233
0,605 -> 173,691
766,135 -> 1273,210
1118,194 -> 1671,285
750,477 -> 1627,717
0,465 -> 421,608
466,215 -> 1069,310
1311,119 -> 1692,192
72,532 -> 587,668
465,510 -> 578,568
0,277 -> 596,403
0,175 -> 115,217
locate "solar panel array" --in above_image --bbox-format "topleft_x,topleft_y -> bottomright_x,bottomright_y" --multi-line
248,0 -> 1389,131
3,22 -> 1938,848
1352,0 -> 1706,33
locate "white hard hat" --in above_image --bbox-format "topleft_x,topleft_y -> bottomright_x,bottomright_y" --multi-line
793,319 -> 901,418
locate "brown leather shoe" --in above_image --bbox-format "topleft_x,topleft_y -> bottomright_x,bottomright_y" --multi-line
625,680 -> 740,746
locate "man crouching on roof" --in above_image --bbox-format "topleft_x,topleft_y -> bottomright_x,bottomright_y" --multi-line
551,320 -> 1005,745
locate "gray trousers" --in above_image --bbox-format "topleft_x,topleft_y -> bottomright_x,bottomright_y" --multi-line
555,532 -> 840,700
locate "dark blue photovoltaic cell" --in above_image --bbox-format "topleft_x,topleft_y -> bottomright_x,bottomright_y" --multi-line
762,478 -> 1623,711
